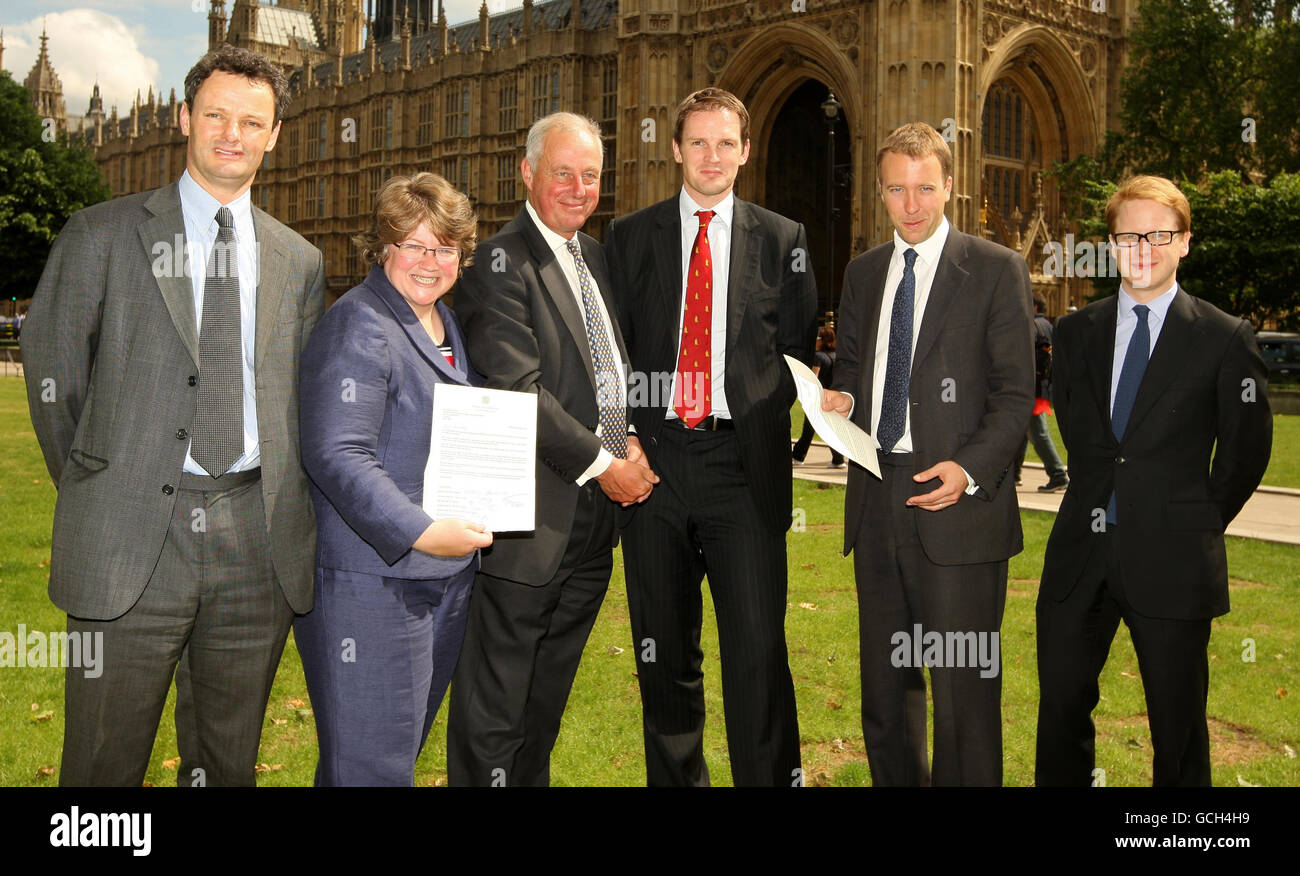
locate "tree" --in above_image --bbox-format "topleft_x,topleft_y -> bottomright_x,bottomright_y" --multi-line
0,70 -> 110,301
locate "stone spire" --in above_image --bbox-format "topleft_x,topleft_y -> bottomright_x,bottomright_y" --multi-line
479,1 -> 489,51
24,24 -> 68,131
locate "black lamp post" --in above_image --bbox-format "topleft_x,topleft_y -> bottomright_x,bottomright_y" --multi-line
821,91 -> 842,314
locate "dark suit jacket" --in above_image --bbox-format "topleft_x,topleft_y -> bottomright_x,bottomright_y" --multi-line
299,265 -> 482,580
22,181 -> 325,618
833,228 -> 1035,563
452,207 -> 628,586
1041,288 -> 1272,619
604,196 -> 818,533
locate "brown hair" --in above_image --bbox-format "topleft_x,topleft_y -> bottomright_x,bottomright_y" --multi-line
875,122 -> 953,181
1104,175 -> 1191,234
184,45 -> 290,124
673,87 -> 751,145
817,324 -> 837,351
353,173 -> 478,274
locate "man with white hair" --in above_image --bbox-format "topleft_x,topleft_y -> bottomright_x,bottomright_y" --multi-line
447,112 -> 657,786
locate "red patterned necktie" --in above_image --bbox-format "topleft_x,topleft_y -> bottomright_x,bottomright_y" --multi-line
674,210 -> 714,427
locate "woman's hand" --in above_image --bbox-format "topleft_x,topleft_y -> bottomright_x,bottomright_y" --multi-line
413,518 -> 493,557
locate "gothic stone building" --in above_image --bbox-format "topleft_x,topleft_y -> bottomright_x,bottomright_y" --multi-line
69,0 -> 1136,311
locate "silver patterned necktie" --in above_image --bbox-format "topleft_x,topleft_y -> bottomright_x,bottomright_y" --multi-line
565,238 -> 627,458
190,206 -> 244,477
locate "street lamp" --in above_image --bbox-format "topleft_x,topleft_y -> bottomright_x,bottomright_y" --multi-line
821,91 -> 841,314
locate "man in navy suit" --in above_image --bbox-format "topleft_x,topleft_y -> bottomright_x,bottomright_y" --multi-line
447,112 -> 658,786
1036,175 -> 1272,786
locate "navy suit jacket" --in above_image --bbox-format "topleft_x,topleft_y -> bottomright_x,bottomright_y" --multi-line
299,265 -> 483,580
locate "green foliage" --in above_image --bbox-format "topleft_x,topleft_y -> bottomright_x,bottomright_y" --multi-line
0,71 -> 110,302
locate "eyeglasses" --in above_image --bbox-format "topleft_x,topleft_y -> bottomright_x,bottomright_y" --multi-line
392,242 -> 460,263
1110,230 -> 1184,248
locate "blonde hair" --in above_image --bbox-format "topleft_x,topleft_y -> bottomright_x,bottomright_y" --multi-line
875,122 -> 953,181
1105,175 -> 1191,234
353,173 -> 477,273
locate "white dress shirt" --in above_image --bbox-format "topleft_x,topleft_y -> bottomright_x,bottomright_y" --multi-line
178,170 -> 260,475
1111,282 -> 1178,414
667,188 -> 734,421
524,200 -> 627,483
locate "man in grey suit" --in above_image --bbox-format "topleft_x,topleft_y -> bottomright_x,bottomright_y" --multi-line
823,122 -> 1034,785
22,46 -> 324,786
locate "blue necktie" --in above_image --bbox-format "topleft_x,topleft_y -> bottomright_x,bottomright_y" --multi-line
1107,303 -> 1150,524
877,248 -> 917,454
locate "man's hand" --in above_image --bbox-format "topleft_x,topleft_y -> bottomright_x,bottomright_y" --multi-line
413,518 -> 494,557
597,451 -> 659,506
822,389 -> 852,415
907,460 -> 966,512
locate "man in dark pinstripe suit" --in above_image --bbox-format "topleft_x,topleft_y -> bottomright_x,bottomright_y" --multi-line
606,88 -> 818,786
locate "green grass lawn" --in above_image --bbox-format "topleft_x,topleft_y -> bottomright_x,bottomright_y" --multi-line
4,377 -> 1297,786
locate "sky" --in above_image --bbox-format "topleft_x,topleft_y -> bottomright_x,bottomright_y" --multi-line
2,1 -> 514,118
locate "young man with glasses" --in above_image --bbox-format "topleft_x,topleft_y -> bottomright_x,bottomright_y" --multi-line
1035,175 -> 1273,786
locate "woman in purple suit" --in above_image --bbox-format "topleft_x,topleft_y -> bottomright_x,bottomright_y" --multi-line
297,173 -> 492,785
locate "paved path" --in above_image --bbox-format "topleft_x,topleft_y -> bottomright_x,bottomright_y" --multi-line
792,441 -> 1300,546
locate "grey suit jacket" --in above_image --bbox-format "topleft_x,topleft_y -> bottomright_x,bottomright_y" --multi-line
452,207 -> 628,586
833,228 -> 1035,564
22,181 -> 325,619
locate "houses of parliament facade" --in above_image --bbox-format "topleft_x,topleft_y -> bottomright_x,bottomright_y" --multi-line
18,0 -> 1137,310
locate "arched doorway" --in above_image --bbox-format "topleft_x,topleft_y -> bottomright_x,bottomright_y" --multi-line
762,79 -> 853,318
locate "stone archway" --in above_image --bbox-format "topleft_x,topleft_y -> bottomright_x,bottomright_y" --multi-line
714,23 -> 863,312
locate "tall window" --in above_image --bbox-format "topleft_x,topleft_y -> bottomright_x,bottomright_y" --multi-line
981,80 -> 1039,225
531,67 -> 547,120
460,85 -> 471,137
418,94 -> 435,146
158,151 -> 167,186
498,79 -> 517,132
369,168 -> 383,203
289,182 -> 299,223
370,102 -> 385,149
385,100 -> 394,150
288,123 -> 300,165
497,152 -> 516,202
601,60 -> 617,133
317,179 -> 326,219
347,175 -> 360,216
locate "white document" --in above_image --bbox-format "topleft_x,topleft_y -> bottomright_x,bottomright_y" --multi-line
784,354 -> 881,478
424,384 -> 537,532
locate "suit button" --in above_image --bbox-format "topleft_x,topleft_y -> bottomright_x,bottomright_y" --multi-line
162,484 -> 174,495
176,428 -> 189,440
188,375 -> 198,387
1115,456 -> 1126,464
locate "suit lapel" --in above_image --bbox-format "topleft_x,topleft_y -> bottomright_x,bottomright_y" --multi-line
652,202 -> 684,370
1123,288 -> 1199,440
518,210 -> 598,392
139,184 -> 199,368
727,200 -> 761,347
364,266 -> 468,384
912,230 -> 968,374
252,207 -> 289,372
1083,296 -> 1119,438
855,247 -> 891,418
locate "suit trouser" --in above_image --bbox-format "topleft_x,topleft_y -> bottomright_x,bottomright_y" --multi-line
446,481 -> 614,786
853,452 -> 1007,787
1035,529 -> 1213,786
621,423 -> 801,787
294,563 -> 476,786
61,469 -> 293,787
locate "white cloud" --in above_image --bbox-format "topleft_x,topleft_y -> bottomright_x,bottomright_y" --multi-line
3,10 -> 161,119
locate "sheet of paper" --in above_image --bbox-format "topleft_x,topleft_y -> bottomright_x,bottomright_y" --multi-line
784,354 -> 881,478
424,384 -> 537,532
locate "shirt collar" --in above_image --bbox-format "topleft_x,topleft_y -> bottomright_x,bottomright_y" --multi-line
524,199 -> 578,257
892,215 -> 950,267
178,169 -> 253,233
679,188 -> 733,230
1118,281 -> 1178,324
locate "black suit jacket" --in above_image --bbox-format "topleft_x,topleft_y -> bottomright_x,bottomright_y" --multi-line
1041,288 -> 1272,619
833,228 -> 1035,562
605,195 -> 818,533
453,207 -> 628,585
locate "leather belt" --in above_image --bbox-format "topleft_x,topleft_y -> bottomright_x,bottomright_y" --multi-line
667,415 -> 734,432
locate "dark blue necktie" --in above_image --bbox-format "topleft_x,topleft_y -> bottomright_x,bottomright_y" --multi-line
1107,303 -> 1150,524
877,248 -> 917,454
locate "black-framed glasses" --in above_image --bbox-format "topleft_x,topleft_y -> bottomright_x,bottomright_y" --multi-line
392,242 -> 460,263
1110,230 -> 1184,248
